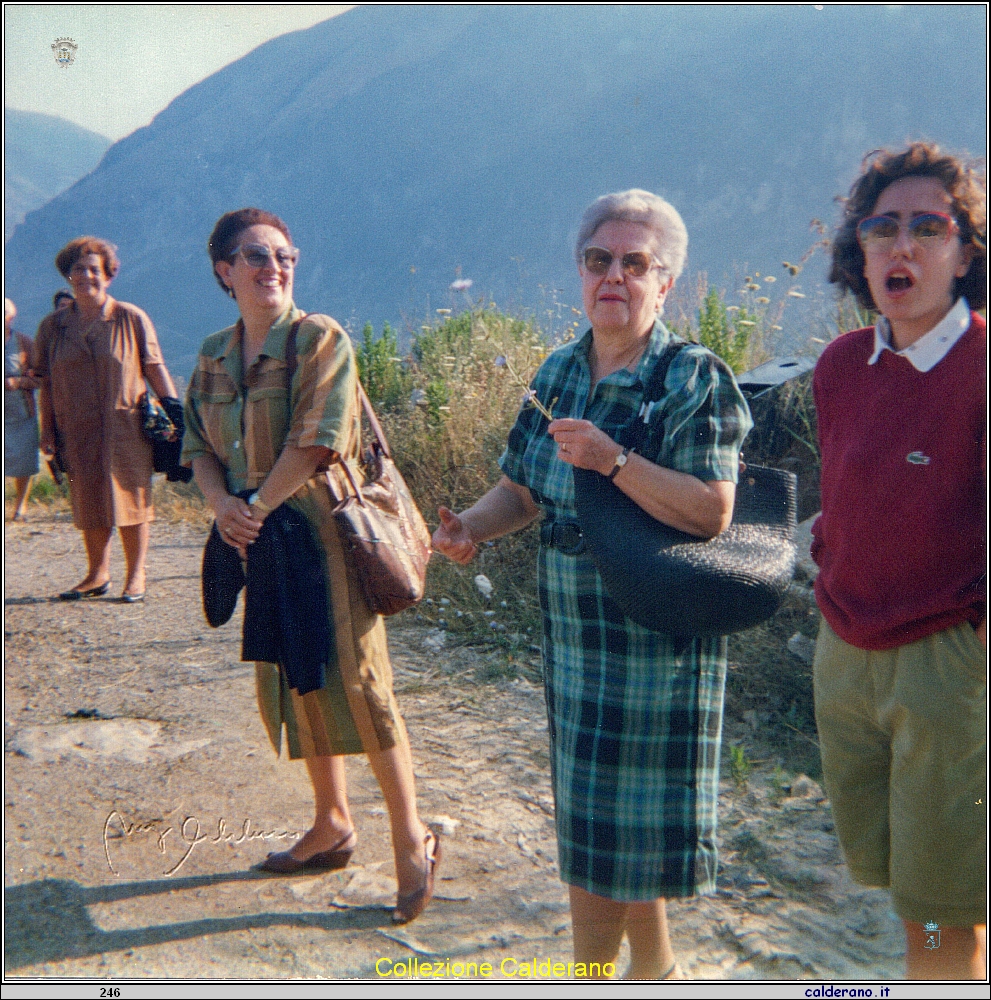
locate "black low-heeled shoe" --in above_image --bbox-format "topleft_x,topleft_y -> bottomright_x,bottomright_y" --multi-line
59,581 -> 111,601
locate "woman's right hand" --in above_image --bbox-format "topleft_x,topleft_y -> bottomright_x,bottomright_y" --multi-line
432,507 -> 478,564
39,432 -> 56,457
214,493 -> 263,557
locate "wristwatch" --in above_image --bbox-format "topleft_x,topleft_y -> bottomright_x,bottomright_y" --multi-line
607,447 -> 630,481
247,492 -> 273,515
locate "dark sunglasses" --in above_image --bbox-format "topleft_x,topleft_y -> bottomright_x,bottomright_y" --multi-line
856,212 -> 958,249
230,243 -> 300,269
582,246 -> 664,278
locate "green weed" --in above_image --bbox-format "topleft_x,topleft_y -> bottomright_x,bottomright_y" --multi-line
729,744 -> 752,788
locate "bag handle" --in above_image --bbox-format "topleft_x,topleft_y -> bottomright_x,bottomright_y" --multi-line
329,382 -> 387,508
283,314 -> 388,460
332,456 -> 365,505
278,312 -> 307,442
355,380 -> 393,460
285,315 -> 306,391
622,341 -> 685,454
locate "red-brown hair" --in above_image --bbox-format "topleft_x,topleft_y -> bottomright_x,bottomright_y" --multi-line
54,237 -> 120,280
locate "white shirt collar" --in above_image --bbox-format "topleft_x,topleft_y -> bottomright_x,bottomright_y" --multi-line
868,298 -> 971,372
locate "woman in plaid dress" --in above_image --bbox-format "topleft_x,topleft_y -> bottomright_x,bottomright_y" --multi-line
433,190 -> 751,978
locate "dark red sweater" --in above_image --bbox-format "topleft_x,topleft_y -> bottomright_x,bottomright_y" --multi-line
811,313 -> 986,650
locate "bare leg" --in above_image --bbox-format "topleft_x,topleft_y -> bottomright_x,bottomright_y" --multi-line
366,738 -> 431,896
904,920 -> 986,979
568,886 -> 626,978
625,899 -> 679,979
569,887 -> 679,980
12,476 -> 32,518
119,522 -> 150,596
71,527 -> 113,590
288,755 -> 355,859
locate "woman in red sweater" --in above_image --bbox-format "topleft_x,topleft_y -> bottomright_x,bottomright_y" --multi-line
813,142 -> 986,979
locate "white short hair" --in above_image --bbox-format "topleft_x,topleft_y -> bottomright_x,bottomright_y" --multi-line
575,189 -> 688,280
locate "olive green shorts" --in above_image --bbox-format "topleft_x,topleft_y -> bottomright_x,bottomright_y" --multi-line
813,619 -> 987,927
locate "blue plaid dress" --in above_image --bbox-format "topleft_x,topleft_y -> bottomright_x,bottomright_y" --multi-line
500,320 -> 752,901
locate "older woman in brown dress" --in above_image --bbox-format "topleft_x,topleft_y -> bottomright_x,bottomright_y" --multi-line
34,237 -> 179,602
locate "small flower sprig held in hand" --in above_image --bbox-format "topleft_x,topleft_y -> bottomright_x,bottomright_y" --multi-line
494,355 -> 556,420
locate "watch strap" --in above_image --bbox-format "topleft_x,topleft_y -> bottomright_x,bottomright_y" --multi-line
249,493 -> 274,515
607,447 -> 630,481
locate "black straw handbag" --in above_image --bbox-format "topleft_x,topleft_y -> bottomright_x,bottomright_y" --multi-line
573,343 -> 797,638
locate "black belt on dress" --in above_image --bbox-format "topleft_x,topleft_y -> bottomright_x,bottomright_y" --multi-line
540,520 -> 585,555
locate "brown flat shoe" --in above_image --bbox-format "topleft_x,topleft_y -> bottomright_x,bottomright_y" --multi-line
392,829 -> 440,925
257,831 -> 356,873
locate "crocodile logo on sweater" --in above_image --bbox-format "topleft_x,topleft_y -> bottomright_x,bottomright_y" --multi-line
906,451 -> 931,465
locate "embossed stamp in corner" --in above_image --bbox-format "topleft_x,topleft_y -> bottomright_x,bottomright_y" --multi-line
52,38 -> 78,68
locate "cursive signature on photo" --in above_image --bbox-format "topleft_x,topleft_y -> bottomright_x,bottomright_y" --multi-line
103,808 -> 301,876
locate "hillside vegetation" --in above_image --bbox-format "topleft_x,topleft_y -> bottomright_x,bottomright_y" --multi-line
12,297 -> 824,762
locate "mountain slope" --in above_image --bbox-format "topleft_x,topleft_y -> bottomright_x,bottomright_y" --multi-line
4,109 -> 112,241
4,5 -> 985,369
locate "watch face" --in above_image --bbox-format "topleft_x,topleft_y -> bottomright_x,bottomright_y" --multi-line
616,452 -> 628,467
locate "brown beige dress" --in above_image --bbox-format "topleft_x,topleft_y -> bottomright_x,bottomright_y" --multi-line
33,297 -> 161,529
181,306 -> 404,758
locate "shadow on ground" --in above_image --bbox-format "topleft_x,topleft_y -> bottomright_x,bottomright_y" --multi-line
4,871 -> 392,970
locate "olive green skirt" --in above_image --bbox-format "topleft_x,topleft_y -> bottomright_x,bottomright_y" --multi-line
254,475 -> 404,759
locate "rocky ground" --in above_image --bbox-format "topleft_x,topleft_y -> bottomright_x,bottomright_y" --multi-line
4,512 -> 906,982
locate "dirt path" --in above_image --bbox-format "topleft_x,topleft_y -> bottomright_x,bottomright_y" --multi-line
4,513 -> 904,981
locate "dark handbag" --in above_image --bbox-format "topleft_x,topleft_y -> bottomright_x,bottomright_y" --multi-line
46,429 -> 66,486
202,520 -> 246,627
329,382 -> 432,616
573,343 -> 797,638
139,392 -> 193,483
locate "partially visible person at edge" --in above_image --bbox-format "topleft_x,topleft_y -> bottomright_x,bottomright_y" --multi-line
5,298 -> 40,522
181,208 -> 438,924
33,237 -> 180,601
812,141 -> 986,979
432,190 -> 752,979
52,288 -> 74,311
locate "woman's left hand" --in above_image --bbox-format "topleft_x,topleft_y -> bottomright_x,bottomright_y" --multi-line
214,493 -> 263,558
548,418 -> 622,476
550,417 -> 735,538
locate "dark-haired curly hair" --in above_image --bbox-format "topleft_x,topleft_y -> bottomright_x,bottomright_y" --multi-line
54,237 -> 120,281
207,208 -> 293,296
829,141 -> 986,312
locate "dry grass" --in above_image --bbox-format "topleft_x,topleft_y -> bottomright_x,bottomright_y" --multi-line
6,471 -> 212,528
151,478 -> 212,528
380,308 -> 554,514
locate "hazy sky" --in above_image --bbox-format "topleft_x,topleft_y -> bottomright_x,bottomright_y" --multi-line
4,4 -> 355,140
